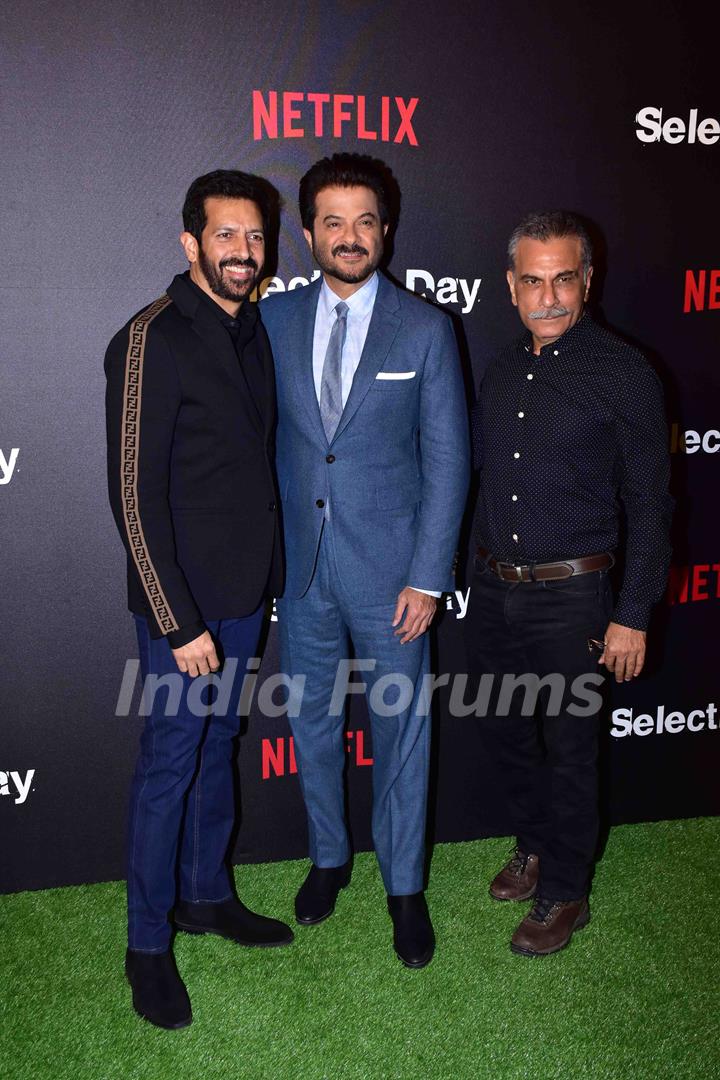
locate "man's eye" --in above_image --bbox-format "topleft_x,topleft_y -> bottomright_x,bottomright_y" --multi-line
248,233 -> 264,243
218,232 -> 232,239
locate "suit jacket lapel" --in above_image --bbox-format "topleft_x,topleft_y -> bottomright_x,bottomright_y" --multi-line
192,305 -> 265,434
167,275 -> 265,436
287,279 -> 327,445
239,323 -> 271,431
331,273 -> 402,444
255,322 -> 277,441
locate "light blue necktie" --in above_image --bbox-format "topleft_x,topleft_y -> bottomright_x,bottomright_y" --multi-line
319,300 -> 348,442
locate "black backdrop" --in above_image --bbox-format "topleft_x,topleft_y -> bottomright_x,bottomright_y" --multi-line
2,1 -> 718,893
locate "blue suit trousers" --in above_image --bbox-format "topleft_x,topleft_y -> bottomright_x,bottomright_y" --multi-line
278,525 -> 430,896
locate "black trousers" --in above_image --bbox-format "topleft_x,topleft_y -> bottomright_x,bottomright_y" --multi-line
464,558 -> 612,900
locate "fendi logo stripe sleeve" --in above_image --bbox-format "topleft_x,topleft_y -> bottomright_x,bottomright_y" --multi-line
118,295 -> 179,634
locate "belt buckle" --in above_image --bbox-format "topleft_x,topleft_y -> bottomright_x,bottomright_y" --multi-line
514,564 -> 524,581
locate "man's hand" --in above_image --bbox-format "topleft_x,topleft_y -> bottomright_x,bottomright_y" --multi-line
392,587 -> 437,644
171,631 -> 220,677
598,621 -> 647,683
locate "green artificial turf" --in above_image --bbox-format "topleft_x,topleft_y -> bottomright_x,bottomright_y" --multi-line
2,819 -> 719,1080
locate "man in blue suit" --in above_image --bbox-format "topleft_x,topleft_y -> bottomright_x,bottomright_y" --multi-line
261,154 -> 469,968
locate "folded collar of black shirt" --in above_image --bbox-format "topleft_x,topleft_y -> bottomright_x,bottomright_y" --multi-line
520,309 -> 592,357
184,271 -> 258,347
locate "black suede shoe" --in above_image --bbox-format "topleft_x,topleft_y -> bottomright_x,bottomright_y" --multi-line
125,948 -> 192,1030
173,898 -> 294,947
295,862 -> 352,925
387,892 -> 435,969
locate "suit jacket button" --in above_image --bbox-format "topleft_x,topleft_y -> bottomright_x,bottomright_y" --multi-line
316,499 -> 325,509
268,501 -> 276,511
326,454 -> 336,464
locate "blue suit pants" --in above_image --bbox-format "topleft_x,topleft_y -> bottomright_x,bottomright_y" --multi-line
278,526 -> 430,896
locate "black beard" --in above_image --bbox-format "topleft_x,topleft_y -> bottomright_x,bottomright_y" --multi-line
198,248 -> 260,301
313,242 -> 382,285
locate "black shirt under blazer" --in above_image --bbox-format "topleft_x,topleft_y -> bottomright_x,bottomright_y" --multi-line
105,272 -> 283,645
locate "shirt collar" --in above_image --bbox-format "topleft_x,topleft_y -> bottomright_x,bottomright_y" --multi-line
319,271 -> 379,322
184,271 -> 258,330
521,309 -> 593,356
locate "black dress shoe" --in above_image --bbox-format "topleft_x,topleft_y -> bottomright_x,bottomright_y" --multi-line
387,892 -> 435,969
173,898 -> 294,947
125,948 -> 192,1030
295,862 -> 351,925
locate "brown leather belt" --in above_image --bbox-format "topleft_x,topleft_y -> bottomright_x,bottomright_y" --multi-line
476,546 -> 614,583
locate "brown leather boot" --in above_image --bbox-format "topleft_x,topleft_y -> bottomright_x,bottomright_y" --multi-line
510,896 -> 590,956
489,849 -> 539,901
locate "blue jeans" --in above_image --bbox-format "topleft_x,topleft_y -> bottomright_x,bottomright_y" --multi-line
127,610 -> 264,952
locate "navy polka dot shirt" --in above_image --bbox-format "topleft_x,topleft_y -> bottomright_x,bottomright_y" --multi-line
471,313 -> 673,630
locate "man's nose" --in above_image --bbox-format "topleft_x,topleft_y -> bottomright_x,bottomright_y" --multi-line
541,281 -> 558,307
232,236 -> 251,259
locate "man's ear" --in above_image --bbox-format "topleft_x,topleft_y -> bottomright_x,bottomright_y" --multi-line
302,227 -> 314,254
383,223 -> 389,237
180,231 -> 199,265
506,269 -> 518,307
584,265 -> 594,300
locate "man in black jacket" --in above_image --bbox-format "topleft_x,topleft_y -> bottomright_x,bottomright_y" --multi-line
105,171 -> 292,1030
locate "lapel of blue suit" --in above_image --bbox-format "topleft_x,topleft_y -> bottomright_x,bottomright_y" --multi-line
331,273 -> 402,445
286,278 -> 326,444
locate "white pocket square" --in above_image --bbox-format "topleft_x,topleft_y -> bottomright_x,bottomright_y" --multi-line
376,371 -> 416,380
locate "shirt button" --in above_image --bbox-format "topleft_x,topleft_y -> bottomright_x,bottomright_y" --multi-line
326,454 -> 336,464
553,350 -> 559,356
512,533 -> 519,542
512,495 -> 518,501
518,411 -> 524,418
527,373 -> 534,380
316,499 -> 325,509
513,452 -> 520,459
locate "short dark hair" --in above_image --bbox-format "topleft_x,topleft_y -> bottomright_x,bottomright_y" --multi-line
508,210 -> 593,276
182,170 -> 271,242
299,152 -> 392,231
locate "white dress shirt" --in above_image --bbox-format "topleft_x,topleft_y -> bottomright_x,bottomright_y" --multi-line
312,273 -> 440,599
312,272 -> 379,406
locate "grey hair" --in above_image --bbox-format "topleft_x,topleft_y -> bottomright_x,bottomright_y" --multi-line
507,210 -> 593,277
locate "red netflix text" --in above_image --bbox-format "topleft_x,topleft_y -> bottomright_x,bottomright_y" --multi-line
666,563 -> 720,604
252,91 -> 419,145
683,270 -> 720,312
261,730 -> 374,780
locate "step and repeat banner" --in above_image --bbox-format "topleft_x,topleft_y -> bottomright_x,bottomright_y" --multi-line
2,2 -> 718,892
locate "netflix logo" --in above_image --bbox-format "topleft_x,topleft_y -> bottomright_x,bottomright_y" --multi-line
683,270 -> 720,312
262,729 -> 373,780
252,91 -> 419,145
666,562 -> 720,605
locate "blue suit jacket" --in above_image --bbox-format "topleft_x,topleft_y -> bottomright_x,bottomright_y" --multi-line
261,272 -> 470,602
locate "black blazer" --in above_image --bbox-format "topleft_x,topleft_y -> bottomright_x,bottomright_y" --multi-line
105,273 -> 283,643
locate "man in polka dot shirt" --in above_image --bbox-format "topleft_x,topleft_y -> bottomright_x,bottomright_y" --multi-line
465,210 -> 672,957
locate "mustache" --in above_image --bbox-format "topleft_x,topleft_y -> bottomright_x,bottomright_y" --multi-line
220,257 -> 258,271
528,306 -> 571,320
332,244 -> 369,257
